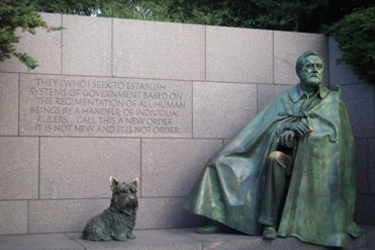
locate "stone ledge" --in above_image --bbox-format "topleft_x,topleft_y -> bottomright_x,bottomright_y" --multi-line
0,227 -> 373,250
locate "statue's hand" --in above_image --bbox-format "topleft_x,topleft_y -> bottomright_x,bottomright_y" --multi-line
284,121 -> 313,137
278,130 -> 296,148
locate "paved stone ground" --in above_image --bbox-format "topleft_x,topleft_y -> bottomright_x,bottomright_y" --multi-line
0,227 -> 374,250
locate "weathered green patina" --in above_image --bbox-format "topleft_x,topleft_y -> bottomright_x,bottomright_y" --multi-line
184,51 -> 366,247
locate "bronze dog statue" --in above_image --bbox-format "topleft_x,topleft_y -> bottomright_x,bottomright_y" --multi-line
83,177 -> 139,241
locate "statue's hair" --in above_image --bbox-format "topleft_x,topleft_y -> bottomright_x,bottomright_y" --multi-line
295,51 -> 324,76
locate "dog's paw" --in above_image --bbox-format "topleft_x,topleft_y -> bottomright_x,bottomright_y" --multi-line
115,233 -> 128,242
127,233 -> 136,240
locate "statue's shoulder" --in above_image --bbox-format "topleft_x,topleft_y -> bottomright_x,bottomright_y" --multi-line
328,85 -> 342,97
329,85 -> 341,92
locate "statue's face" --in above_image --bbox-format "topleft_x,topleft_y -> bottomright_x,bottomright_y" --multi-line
298,55 -> 324,88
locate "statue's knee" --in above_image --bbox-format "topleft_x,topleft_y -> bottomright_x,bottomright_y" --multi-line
268,151 -> 288,169
268,151 -> 285,162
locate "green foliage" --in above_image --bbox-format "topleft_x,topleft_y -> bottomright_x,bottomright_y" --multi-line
326,7 -> 375,84
1,0 -> 374,80
0,0 -> 62,69
28,0 -> 106,16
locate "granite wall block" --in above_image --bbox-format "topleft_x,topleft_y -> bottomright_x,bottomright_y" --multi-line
0,13 -> 62,74
0,137 -> 38,200
329,38 -> 359,85
113,19 -> 205,80
341,84 -> 375,139
274,31 -> 328,85
62,15 -> 111,76
367,228 -> 375,247
0,201 -> 27,235
355,140 -> 369,194
136,197 -> 206,230
28,199 -> 109,233
369,139 -> 375,195
40,138 -> 140,199
257,84 -> 292,113
193,81 -> 257,139
142,139 -> 222,197
0,73 -> 18,135
355,195 -> 375,225
206,26 -> 273,84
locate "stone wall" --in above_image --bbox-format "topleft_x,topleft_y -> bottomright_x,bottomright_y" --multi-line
0,13 -> 373,235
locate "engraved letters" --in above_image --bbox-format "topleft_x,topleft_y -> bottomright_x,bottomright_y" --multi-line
20,75 -> 191,137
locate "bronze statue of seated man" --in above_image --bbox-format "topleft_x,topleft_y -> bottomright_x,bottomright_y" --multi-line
184,51 -> 365,247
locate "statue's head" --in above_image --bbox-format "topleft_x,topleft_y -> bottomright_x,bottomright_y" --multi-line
296,51 -> 324,88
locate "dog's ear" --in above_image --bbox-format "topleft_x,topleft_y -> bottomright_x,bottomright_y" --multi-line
132,178 -> 139,188
109,176 -> 119,191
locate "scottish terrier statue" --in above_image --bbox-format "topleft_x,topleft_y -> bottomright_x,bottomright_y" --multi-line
83,176 -> 139,241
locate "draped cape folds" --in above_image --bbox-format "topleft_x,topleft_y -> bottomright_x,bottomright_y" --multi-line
183,84 -> 365,247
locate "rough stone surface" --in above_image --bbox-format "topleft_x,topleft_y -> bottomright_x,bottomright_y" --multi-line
63,15 -> 111,76
367,227 -> 375,247
0,73 -> 18,135
193,82 -> 257,138
29,199 -> 109,233
257,84 -> 292,113
369,139 -> 375,195
19,74 -> 192,138
206,26 -> 273,84
345,234 -> 367,249
142,139 -> 222,197
136,197 -> 206,230
341,84 -> 375,139
0,13 -> 62,74
0,201 -> 27,235
0,234 -> 83,250
71,229 -> 202,250
185,230 -> 271,250
355,195 -> 375,225
40,138 -> 140,199
329,38 -> 359,85
355,140 -> 369,194
274,31 -> 328,85
0,228 -> 374,249
0,137 -> 38,199
113,19 -> 205,81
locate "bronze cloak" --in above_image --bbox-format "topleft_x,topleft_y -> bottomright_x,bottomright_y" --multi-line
183,84 -> 365,247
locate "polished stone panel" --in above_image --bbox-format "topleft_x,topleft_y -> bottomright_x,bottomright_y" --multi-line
136,197 -> 206,230
341,84 -> 375,139
355,195 -> 375,225
257,84 -> 292,113
40,138 -> 140,199
274,31 -> 328,85
19,74 -> 192,138
0,73 -> 18,135
329,38 -> 359,85
63,15 -> 111,76
113,19 -> 205,81
0,13 -> 62,74
193,81 -> 257,138
0,201 -> 27,235
0,137 -> 38,199
142,139 -> 222,197
355,140 -> 368,194
206,26 -> 273,84
28,199 -> 108,233
369,139 -> 375,195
